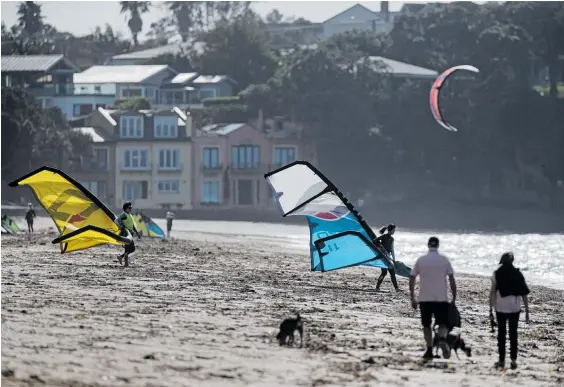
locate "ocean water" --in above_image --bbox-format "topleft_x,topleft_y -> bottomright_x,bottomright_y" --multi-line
162,219 -> 564,290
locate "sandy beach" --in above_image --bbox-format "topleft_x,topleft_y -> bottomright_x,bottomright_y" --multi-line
2,223 -> 563,387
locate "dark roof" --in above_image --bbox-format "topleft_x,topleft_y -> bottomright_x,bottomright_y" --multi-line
1,55 -> 80,72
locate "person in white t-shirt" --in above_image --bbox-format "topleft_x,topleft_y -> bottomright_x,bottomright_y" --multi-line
489,252 -> 530,370
409,236 -> 457,360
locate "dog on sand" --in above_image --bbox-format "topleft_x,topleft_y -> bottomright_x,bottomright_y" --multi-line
433,331 -> 472,359
276,313 -> 303,347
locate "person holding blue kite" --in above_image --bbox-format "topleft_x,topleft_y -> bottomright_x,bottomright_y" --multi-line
375,224 -> 400,291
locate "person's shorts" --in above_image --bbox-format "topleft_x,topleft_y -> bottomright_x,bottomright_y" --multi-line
123,241 -> 135,254
419,301 -> 449,328
166,221 -> 172,232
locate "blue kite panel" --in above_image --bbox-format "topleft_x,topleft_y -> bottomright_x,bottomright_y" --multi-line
307,213 -> 389,271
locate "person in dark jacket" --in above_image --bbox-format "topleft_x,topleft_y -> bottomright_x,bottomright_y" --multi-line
374,224 -> 399,291
25,203 -> 35,233
489,252 -> 530,370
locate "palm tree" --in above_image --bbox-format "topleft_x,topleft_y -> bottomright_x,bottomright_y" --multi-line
17,1 -> 44,38
119,1 -> 150,46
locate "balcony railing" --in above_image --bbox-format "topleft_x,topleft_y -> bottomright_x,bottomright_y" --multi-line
201,164 -> 223,173
119,163 -> 152,172
157,163 -> 183,172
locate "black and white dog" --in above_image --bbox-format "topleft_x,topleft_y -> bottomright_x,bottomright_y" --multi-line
432,304 -> 472,359
276,313 -> 303,347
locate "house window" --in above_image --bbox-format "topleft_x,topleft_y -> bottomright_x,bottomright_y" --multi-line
80,181 -> 107,199
154,116 -> 178,138
157,180 -> 180,194
199,89 -> 215,100
231,145 -> 260,169
158,149 -> 180,169
123,149 -> 149,169
92,148 -> 108,170
121,88 -> 142,98
273,147 -> 296,166
120,116 -> 143,138
202,147 -> 219,168
202,181 -> 220,204
73,104 -> 93,117
123,181 -> 148,200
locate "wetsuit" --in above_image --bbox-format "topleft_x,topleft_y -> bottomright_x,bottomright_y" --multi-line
375,233 -> 399,290
25,208 -> 36,233
116,211 -> 139,255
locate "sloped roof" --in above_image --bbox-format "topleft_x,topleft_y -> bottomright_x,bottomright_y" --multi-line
323,3 -> 380,24
193,75 -> 237,84
170,72 -> 199,84
111,42 -> 206,60
73,65 -> 173,84
72,127 -> 107,143
201,123 -> 246,135
1,55 -> 80,72
366,56 -> 437,78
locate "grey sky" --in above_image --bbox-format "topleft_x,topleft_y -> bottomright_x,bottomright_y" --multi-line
1,1 -> 412,39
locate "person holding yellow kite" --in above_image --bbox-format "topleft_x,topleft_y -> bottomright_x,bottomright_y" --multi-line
9,166 -> 133,255
115,202 -> 141,267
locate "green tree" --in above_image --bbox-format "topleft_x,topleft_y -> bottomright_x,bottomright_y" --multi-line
120,1 -> 151,46
17,1 -> 44,38
266,9 -> 284,24
1,88 -> 91,182
116,97 -> 151,111
194,13 -> 276,90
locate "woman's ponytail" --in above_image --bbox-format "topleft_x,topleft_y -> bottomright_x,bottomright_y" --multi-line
379,226 -> 387,235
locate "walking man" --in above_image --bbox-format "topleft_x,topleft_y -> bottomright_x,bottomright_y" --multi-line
409,236 -> 457,360
489,252 -> 530,370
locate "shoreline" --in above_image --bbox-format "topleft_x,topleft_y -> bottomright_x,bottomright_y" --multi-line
3,198 -> 564,234
2,232 -> 563,386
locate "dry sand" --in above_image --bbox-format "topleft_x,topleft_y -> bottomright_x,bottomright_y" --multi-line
2,227 -> 563,387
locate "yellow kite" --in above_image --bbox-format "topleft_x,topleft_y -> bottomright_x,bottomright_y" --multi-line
9,166 -> 132,253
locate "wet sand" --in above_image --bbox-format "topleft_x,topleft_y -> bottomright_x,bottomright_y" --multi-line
2,229 -> 563,387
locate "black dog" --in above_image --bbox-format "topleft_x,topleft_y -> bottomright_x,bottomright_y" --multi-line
433,331 -> 472,359
276,313 -> 303,347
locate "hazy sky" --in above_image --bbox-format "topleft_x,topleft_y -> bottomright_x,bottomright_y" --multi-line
1,1 -> 413,39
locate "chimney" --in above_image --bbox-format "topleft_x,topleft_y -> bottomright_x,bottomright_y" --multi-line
381,1 -> 389,21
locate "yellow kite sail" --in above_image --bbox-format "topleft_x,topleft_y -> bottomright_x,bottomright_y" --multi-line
8,166 -> 131,253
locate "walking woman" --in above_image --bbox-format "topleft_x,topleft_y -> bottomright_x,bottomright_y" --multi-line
489,252 -> 530,370
375,224 -> 399,291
